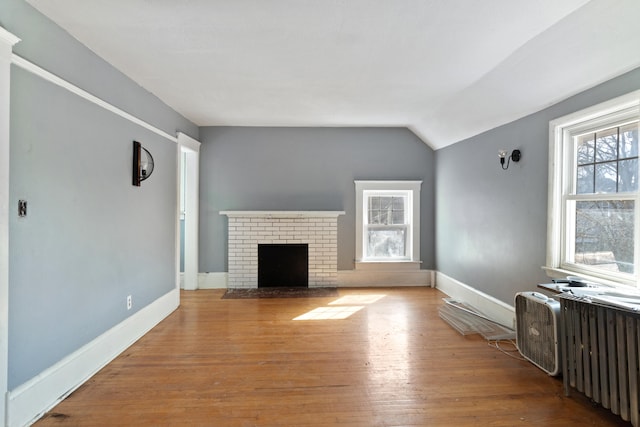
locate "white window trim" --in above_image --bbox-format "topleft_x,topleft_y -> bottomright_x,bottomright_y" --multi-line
177,132 -> 200,291
355,180 -> 421,263
546,90 -> 640,287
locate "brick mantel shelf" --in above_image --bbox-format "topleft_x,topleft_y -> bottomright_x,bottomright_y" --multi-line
220,211 -> 345,218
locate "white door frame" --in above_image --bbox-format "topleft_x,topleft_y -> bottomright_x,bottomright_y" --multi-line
177,132 -> 200,291
0,26 -> 20,426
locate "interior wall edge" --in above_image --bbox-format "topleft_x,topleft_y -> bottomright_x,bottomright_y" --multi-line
6,289 -> 179,427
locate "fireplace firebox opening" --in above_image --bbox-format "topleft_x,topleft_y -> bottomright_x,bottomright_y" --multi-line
258,244 -> 309,288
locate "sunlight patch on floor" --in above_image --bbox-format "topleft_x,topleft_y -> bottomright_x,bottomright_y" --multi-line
293,306 -> 364,320
293,294 -> 386,320
328,294 -> 386,305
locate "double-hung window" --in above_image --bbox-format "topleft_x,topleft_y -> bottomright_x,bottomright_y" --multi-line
355,181 -> 421,263
547,91 -> 640,287
365,192 -> 410,259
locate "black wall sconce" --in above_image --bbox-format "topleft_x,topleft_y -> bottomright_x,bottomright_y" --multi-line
132,141 -> 154,186
498,149 -> 521,170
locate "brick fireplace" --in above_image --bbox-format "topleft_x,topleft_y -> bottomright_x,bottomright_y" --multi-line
220,211 -> 345,288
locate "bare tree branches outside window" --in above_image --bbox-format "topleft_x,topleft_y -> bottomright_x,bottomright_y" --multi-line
574,123 -> 638,273
366,195 -> 408,258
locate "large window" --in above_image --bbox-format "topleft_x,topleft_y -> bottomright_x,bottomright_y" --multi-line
355,181 -> 421,262
547,91 -> 640,287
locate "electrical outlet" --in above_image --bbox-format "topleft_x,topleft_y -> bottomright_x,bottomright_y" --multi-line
127,295 -> 132,310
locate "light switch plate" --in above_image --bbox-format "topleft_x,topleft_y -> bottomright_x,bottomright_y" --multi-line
18,200 -> 27,217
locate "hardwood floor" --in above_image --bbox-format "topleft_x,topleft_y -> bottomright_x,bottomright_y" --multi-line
35,287 -> 627,426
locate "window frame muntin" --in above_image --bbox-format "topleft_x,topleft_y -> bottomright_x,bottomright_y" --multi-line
573,123 -> 640,194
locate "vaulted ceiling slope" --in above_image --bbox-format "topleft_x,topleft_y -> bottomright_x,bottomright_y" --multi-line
26,0 -> 640,150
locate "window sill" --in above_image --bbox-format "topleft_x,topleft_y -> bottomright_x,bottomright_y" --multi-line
356,261 -> 422,271
542,266 -> 636,289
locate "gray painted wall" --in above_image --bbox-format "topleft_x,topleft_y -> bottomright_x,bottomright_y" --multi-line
436,66 -> 640,305
199,127 -> 435,272
4,0 -> 198,389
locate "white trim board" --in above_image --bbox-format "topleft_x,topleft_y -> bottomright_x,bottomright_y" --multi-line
220,211 -> 345,218
7,289 -> 179,427
11,54 -> 179,144
0,27 -> 20,47
178,133 -> 201,291
179,273 -> 228,289
337,268 -> 432,287
198,272 -> 228,289
435,272 -> 515,329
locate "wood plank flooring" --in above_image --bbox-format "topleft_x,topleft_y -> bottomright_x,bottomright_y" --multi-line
35,287 -> 628,426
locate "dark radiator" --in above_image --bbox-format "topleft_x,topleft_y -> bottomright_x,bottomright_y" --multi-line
560,294 -> 640,426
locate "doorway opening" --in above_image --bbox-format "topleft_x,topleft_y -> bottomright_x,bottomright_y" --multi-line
178,132 -> 200,291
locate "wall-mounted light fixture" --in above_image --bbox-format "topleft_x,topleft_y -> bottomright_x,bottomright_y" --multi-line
132,140 -> 154,186
498,149 -> 521,170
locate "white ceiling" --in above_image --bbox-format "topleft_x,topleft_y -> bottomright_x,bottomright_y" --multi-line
26,0 -> 640,149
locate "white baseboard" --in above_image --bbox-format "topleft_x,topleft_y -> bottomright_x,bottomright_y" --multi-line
7,288 -> 179,427
179,272 -> 228,289
193,270 -> 434,289
198,272 -> 228,289
337,269 -> 433,287
435,272 -> 515,329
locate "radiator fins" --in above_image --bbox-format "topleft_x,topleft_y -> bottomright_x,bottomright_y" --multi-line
560,294 -> 640,426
